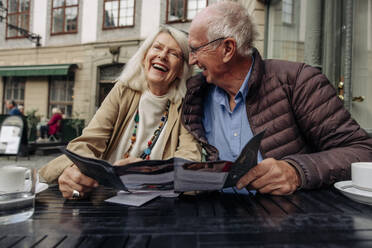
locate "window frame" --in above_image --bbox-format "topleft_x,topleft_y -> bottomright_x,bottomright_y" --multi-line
102,0 -> 136,30
5,0 -> 31,39
50,0 -> 80,35
166,0 -> 208,24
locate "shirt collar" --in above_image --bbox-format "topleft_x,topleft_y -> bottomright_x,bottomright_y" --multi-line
238,55 -> 255,100
213,55 -> 255,105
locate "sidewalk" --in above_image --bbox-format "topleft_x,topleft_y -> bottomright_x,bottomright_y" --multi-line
0,153 -> 61,169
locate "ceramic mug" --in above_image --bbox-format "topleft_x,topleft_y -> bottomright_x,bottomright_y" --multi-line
351,162 -> 372,191
0,166 -> 30,193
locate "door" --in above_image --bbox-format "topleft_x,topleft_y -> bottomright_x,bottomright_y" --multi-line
97,63 -> 125,108
349,0 -> 372,134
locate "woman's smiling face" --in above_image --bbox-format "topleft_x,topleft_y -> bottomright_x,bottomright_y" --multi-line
143,32 -> 184,95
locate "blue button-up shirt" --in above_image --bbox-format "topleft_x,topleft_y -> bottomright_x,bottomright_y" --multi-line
202,58 -> 262,194
203,57 -> 262,162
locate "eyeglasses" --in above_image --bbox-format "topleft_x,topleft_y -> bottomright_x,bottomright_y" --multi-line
150,43 -> 184,61
189,37 -> 225,55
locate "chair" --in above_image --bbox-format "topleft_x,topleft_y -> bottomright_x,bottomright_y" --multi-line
0,115 -> 29,160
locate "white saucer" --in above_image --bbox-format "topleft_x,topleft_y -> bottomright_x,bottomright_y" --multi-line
334,180 -> 372,206
35,183 -> 48,194
20,181 -> 49,194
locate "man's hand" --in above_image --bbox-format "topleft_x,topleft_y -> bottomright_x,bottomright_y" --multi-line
58,165 -> 99,199
113,157 -> 142,166
236,158 -> 301,195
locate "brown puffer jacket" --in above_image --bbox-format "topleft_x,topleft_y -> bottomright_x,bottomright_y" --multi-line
182,49 -> 372,189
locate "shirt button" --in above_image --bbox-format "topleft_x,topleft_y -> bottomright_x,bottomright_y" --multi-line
234,132 -> 238,137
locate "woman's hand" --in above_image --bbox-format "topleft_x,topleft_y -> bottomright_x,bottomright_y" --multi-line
58,165 -> 99,199
113,157 -> 142,166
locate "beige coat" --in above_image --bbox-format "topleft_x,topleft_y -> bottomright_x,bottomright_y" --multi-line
39,83 -> 202,183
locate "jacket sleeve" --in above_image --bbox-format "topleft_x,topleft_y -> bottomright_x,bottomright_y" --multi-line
174,121 -> 202,161
283,65 -> 372,189
39,83 -> 124,183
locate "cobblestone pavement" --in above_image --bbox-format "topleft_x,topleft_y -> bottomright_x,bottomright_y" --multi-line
0,153 -> 61,170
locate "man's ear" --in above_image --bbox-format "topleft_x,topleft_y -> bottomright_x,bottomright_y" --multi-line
222,38 -> 236,63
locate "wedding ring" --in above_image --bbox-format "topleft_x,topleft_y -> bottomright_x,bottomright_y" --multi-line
72,189 -> 80,199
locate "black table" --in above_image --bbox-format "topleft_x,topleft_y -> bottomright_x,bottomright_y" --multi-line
1,185 -> 372,247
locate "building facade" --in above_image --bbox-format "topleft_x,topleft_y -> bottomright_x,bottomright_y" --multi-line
0,0 -> 371,134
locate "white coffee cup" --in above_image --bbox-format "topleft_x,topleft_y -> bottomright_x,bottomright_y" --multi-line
351,162 -> 372,191
0,166 -> 30,193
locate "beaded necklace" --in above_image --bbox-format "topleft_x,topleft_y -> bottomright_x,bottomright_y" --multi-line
124,99 -> 171,160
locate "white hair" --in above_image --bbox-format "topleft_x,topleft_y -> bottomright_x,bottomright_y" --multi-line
52,107 -> 61,114
116,26 -> 192,103
205,1 -> 258,57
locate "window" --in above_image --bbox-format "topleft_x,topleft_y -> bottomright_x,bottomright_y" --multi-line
49,75 -> 74,118
3,77 -> 25,114
267,0 -> 304,62
166,0 -> 207,23
103,0 -> 135,29
6,0 -> 30,38
51,0 -> 79,34
282,0 -> 293,25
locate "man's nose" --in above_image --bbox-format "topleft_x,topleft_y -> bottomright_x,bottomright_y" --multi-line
189,53 -> 197,65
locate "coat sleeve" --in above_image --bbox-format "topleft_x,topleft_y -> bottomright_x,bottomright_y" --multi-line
39,83 -> 124,183
282,65 -> 372,189
174,121 -> 202,161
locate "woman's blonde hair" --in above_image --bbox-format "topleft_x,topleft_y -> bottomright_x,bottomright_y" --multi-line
116,26 -> 192,103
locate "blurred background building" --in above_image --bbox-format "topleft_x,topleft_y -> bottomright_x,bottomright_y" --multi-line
0,0 -> 371,134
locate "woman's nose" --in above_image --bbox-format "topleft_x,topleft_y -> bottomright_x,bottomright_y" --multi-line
158,49 -> 168,60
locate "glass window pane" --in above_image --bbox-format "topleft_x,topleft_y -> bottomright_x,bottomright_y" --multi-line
66,0 -> 78,6
7,15 -> 18,37
128,0 -> 134,8
188,0 -> 197,9
267,0 -> 304,62
187,0 -> 206,20
19,14 -> 29,29
8,1 -> 18,13
104,1 -> 118,27
198,0 -> 206,9
52,8 -> 64,33
53,0 -> 65,7
187,10 -> 196,19
65,7 -> 78,31
120,0 -> 128,8
169,0 -> 184,21
20,0 -> 30,11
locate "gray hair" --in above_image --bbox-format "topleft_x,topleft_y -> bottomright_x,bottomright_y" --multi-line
117,26 -> 192,103
52,107 -> 61,114
205,1 -> 258,57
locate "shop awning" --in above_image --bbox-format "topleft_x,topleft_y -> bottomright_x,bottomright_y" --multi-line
0,64 -> 78,76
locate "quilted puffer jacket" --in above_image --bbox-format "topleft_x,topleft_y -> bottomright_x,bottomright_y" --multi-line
182,49 -> 372,189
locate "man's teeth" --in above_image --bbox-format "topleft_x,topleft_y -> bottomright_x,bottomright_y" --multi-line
153,64 -> 168,72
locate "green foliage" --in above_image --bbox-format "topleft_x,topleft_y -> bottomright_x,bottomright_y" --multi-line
25,109 -> 41,141
65,112 -> 85,137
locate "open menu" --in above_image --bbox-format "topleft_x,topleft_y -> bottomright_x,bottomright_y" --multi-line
61,130 -> 265,192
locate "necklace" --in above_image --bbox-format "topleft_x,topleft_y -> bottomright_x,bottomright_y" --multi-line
124,100 -> 170,160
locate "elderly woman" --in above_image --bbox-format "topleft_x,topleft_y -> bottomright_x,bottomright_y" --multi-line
39,26 -> 201,199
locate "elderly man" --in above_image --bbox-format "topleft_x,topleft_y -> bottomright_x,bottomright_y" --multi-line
182,1 -> 372,195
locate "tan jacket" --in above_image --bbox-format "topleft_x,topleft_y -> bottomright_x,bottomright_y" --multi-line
39,83 -> 202,183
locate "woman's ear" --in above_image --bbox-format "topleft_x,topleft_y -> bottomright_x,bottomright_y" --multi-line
222,38 -> 236,63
